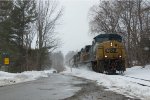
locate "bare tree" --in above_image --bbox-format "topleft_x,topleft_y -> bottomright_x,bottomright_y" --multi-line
36,0 -> 63,70
65,51 -> 77,66
89,0 -> 150,67
51,51 -> 64,72
89,1 -> 122,34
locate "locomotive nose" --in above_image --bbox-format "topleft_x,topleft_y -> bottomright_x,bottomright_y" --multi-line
103,41 -> 123,59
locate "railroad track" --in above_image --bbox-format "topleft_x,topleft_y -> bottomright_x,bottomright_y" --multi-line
121,75 -> 150,87
122,75 -> 150,82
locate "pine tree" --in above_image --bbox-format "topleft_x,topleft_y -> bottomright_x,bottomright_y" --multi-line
10,0 -> 37,71
0,1 -> 13,47
11,0 -> 37,48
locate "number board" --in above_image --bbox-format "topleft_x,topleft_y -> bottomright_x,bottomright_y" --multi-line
105,48 -> 117,53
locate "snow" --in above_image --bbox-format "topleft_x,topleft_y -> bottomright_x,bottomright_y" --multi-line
1,65 -> 150,99
0,68 -> 56,86
125,65 -> 150,80
62,65 -> 150,100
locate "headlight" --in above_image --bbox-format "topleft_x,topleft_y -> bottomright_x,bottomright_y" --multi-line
105,55 -> 108,58
110,42 -> 113,46
119,55 -> 122,58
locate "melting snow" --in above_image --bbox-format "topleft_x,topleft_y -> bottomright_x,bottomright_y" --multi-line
0,65 -> 150,100
62,65 -> 150,100
0,69 -> 56,86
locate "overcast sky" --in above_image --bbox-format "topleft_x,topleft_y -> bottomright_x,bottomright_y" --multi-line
57,0 -> 99,55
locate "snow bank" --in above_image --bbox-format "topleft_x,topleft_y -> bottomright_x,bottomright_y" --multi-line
0,69 -> 56,86
62,65 -> 150,100
125,65 -> 150,80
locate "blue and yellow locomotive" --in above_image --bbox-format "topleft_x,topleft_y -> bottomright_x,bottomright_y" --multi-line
72,33 -> 126,74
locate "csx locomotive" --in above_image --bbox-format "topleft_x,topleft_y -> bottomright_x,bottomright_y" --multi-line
72,33 -> 126,74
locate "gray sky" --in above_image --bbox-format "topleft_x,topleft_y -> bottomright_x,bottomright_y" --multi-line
58,0 -> 99,55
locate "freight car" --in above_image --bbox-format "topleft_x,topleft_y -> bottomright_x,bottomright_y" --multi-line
72,33 -> 126,74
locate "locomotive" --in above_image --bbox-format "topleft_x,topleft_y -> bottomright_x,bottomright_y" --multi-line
72,33 -> 126,74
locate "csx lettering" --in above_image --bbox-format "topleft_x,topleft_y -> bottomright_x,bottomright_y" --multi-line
105,48 -> 117,53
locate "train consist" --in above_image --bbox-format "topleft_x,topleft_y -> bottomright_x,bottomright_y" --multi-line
71,33 -> 126,74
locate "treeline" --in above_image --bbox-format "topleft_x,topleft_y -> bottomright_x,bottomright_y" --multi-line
0,0 -> 62,72
89,0 -> 150,67
65,51 -> 77,66
51,51 -> 64,72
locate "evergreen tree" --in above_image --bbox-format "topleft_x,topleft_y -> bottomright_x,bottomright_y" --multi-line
10,0 -> 37,71
11,0 -> 37,48
0,1 -> 13,48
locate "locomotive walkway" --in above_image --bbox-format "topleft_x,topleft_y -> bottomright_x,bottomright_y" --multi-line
0,74 -> 139,100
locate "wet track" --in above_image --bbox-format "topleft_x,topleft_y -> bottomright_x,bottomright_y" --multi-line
0,74 -> 83,100
0,74 -> 140,100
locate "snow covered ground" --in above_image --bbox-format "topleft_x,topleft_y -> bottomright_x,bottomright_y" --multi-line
0,69 -> 56,86
0,65 -> 150,100
62,65 -> 150,100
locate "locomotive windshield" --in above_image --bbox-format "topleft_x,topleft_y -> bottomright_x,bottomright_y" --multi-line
94,34 -> 122,43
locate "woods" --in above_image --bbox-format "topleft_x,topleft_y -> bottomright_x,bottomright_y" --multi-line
0,0 -> 149,72
89,0 -> 150,67
0,0 -> 62,72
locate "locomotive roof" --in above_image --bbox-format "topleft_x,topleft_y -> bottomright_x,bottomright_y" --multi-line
94,34 -> 122,42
